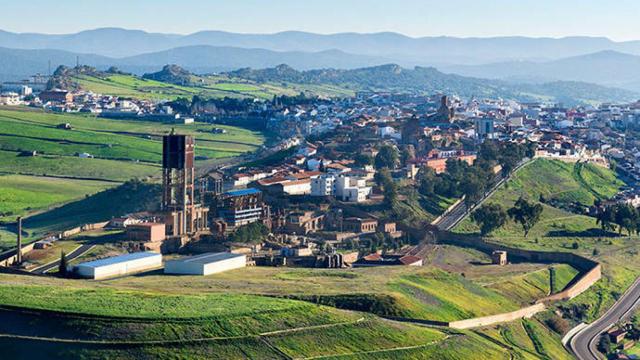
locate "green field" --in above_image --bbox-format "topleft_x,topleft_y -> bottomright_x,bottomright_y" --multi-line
0,272 -> 515,359
0,108 -> 262,163
0,175 -> 113,223
74,73 -> 354,101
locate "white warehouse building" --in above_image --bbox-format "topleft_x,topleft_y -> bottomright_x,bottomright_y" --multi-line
164,252 -> 246,276
73,252 -> 162,280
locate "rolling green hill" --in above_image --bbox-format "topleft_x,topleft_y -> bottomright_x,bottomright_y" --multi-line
71,72 -> 354,101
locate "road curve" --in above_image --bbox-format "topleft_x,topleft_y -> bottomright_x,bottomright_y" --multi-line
569,277 -> 640,359
31,244 -> 95,274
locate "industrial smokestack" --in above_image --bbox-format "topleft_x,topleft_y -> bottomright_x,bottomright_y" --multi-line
16,217 -> 22,265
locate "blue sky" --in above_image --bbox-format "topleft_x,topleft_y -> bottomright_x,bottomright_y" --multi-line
3,0 -> 639,40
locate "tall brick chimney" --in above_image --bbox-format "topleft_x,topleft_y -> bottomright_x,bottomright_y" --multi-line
16,216 -> 22,265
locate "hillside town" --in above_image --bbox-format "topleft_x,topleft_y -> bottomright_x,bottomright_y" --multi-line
6,71 -> 640,274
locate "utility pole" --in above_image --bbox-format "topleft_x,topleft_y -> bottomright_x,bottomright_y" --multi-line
16,217 -> 22,265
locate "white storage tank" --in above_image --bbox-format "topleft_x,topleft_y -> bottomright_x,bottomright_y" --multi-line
74,252 -> 162,280
164,252 -> 246,276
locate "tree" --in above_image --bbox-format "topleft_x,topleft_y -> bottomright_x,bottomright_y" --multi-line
374,145 -> 399,170
471,203 -> 507,236
460,174 -> 486,207
59,251 -> 68,276
400,145 -> 416,166
375,168 -> 397,208
354,153 -> 373,167
508,197 -> 543,238
417,166 -> 437,197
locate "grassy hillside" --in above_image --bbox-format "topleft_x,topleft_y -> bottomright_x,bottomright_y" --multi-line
0,273 -> 512,359
0,108 -> 262,163
455,159 -> 624,241
74,73 -> 354,100
452,157 -> 640,334
0,175 -> 113,223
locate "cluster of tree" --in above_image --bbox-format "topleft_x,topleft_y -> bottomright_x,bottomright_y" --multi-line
416,141 -> 534,208
228,222 -> 269,244
471,197 -> 543,237
596,203 -> 640,236
369,232 -> 410,254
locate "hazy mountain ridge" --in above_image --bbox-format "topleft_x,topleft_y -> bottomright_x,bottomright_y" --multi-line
441,50 -> 640,92
2,28 -> 640,64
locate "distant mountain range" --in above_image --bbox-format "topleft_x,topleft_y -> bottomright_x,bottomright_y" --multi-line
441,50 -> 640,92
3,28 -> 640,64
225,64 -> 638,104
0,27 -> 639,103
0,45 -> 392,81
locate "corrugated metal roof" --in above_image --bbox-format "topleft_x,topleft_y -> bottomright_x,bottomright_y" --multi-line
168,252 -> 244,265
225,188 -> 261,196
77,252 -> 160,268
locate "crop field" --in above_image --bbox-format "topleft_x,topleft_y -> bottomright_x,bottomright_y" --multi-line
0,106 -> 264,248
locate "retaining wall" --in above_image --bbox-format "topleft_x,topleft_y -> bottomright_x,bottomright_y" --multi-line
449,303 -> 546,329
437,233 -> 602,328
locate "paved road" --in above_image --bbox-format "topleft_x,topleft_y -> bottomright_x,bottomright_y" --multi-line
570,277 -> 640,360
31,244 -> 95,274
433,158 -> 532,231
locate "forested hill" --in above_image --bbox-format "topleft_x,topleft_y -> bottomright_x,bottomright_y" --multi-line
227,64 -> 638,104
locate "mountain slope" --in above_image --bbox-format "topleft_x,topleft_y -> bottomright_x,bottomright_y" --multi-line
227,64 -> 639,104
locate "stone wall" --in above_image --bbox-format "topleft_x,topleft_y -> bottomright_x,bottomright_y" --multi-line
449,303 -> 546,329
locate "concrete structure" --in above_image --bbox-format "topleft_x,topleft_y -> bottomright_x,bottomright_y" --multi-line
214,188 -> 267,227
311,174 -> 335,196
127,223 -> 166,242
162,133 -> 208,236
335,176 -> 371,203
474,117 -> 496,140
343,217 -> 378,234
39,90 -> 73,104
73,252 -> 162,280
492,250 -> 508,266
164,252 -> 246,276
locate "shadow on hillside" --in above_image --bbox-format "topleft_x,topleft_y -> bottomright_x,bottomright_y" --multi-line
25,180 -> 161,236
545,228 -> 619,238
